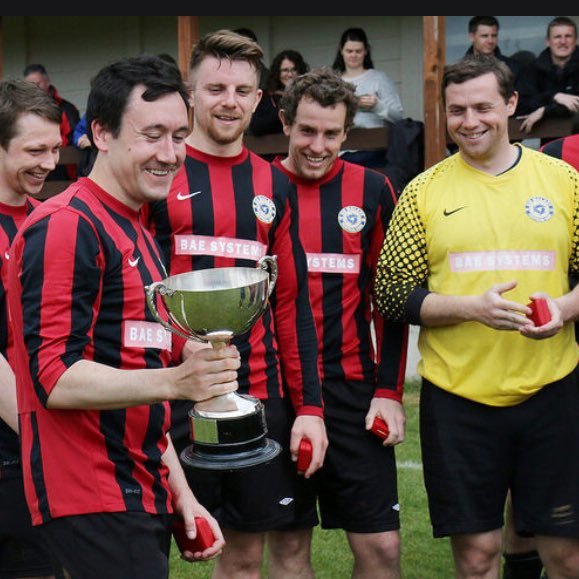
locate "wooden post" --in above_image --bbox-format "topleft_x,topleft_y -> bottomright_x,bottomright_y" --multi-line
423,16 -> 446,168
177,16 -> 199,81
0,17 -> 3,80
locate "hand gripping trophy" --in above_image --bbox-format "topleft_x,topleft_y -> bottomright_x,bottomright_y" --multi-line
146,256 -> 281,470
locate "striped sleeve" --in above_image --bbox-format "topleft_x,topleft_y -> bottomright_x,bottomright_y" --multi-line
269,177 -> 323,417
371,174 -> 408,401
17,209 -> 102,405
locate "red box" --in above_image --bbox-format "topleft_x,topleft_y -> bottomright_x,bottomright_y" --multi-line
172,516 -> 215,553
297,438 -> 312,474
527,298 -> 551,326
371,416 -> 390,440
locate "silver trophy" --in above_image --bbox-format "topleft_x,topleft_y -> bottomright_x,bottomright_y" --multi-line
145,255 -> 281,470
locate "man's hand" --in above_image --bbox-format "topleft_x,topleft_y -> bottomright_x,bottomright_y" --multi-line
365,397 -> 405,446
171,345 -> 240,401
471,280 -> 533,331
553,92 -> 579,112
519,107 -> 545,133
520,292 -> 563,340
289,415 -> 328,478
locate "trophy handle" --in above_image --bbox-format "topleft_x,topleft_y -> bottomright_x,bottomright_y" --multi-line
145,281 -> 198,342
258,255 -> 278,297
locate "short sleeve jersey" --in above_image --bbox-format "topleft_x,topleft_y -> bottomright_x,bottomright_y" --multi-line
145,145 -> 322,445
375,146 -> 579,406
0,197 -> 39,463
8,178 -> 174,525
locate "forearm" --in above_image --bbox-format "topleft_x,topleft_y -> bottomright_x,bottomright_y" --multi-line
419,292 -> 479,327
47,359 -> 177,410
554,283 -> 579,323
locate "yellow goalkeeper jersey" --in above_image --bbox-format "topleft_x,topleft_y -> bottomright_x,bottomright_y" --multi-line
375,144 -> 579,406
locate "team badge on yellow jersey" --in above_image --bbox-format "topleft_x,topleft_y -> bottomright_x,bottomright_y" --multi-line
525,196 -> 554,222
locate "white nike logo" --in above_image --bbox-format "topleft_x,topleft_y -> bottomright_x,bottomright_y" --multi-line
128,256 -> 140,267
176,191 -> 202,201
4,252 -> 9,261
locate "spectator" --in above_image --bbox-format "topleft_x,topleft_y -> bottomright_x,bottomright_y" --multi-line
274,66 -> 408,578
23,64 -> 80,181
145,29 -> 327,578
332,27 -> 404,170
517,16 -> 579,135
374,54 -> 579,579
464,17 -> 523,86
72,114 -> 96,177
249,49 -> 309,137
7,55 -> 241,577
0,79 -> 64,579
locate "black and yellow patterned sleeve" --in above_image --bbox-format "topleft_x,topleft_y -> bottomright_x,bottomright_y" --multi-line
570,167 -> 579,275
374,179 -> 430,324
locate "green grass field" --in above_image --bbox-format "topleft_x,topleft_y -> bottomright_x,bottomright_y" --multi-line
169,379 -> 454,577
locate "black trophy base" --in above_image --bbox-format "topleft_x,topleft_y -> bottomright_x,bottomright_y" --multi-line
181,437 -> 281,471
181,395 -> 282,470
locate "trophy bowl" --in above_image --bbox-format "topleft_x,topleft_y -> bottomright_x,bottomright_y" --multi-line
145,256 -> 281,470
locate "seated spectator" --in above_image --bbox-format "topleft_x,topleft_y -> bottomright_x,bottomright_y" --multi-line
517,16 -> 579,136
249,49 -> 309,137
332,27 -> 404,170
72,114 -> 96,177
23,63 -> 80,179
464,17 -> 523,84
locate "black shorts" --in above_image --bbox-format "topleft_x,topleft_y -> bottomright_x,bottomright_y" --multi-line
420,372 -> 579,538
314,380 -> 400,533
40,512 -> 172,579
176,397 -> 319,533
0,466 -> 62,578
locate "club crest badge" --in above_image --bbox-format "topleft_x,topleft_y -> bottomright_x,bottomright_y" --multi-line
525,196 -> 554,222
252,195 -> 276,224
338,206 -> 366,233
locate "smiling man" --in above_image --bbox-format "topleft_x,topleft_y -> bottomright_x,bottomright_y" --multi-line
273,67 -> 408,579
145,30 -> 327,579
518,16 -> 579,134
0,78 -> 63,579
374,54 -> 579,578
7,56 -> 242,578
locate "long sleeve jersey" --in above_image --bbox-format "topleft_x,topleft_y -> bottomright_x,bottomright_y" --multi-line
146,145 -> 322,444
273,157 -> 407,401
0,197 -> 39,464
374,147 -> 579,406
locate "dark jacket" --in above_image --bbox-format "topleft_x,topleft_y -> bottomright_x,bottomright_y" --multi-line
517,46 -> 579,117
464,46 -> 523,83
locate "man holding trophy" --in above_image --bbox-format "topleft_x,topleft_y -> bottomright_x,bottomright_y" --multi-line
146,30 -> 328,578
7,56 -> 240,577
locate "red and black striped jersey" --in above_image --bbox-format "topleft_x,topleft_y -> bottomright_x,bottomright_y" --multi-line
0,197 -> 39,463
273,158 -> 407,402
146,145 -> 322,444
7,178 -> 176,525
541,134 -> 579,170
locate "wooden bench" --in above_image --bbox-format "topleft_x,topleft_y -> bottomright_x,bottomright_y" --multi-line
38,117 -> 577,201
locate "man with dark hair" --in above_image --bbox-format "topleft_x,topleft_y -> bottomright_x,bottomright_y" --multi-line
466,16 -> 522,80
0,78 -> 64,579
375,54 -> 579,578
518,16 -> 579,135
275,66 -> 408,578
146,30 -> 327,578
8,55 -> 241,578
